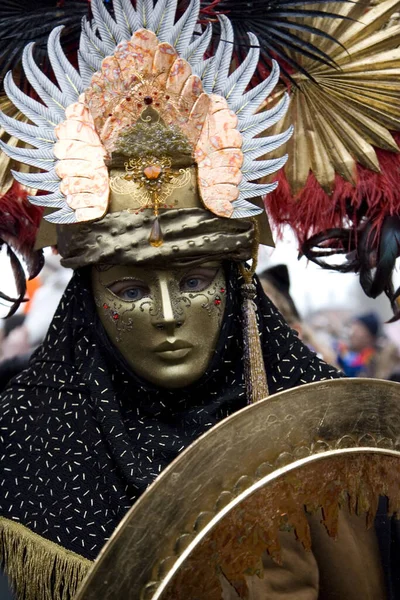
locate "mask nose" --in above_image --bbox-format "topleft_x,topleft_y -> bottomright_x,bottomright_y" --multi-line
152,277 -> 185,334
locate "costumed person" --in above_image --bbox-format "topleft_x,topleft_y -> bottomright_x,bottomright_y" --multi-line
337,312 -> 400,379
0,1 -> 343,598
337,312 -> 381,377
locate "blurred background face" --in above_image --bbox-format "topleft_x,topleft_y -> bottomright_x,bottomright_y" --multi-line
91,261 -> 226,389
348,321 -> 375,352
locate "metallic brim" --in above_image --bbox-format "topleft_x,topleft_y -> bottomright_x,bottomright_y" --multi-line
57,208 -> 255,269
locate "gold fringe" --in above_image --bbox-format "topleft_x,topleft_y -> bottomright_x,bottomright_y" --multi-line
239,221 -> 269,404
0,517 -> 92,600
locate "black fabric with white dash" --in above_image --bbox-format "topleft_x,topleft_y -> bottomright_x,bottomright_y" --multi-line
0,265 -> 340,560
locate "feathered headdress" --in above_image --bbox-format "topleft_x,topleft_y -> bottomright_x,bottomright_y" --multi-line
0,0 -> 291,224
0,0 -> 354,310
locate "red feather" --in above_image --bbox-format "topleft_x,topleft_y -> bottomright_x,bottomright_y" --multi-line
266,133 -> 400,316
0,182 -> 44,317
266,132 -> 400,246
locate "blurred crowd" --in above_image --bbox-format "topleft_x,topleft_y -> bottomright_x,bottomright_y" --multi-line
258,265 -> 400,382
0,255 -> 72,391
0,259 -> 399,393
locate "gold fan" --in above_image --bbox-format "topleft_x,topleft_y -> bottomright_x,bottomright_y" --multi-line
266,0 -> 400,194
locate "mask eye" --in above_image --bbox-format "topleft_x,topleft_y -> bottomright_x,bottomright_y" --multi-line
180,268 -> 219,293
108,280 -> 150,302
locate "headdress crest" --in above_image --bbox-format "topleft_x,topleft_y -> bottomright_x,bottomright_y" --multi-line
0,0 -> 291,232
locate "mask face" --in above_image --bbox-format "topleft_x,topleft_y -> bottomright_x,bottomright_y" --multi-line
91,262 -> 227,388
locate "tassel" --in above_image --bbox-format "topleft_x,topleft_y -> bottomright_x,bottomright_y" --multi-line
0,517 -> 92,600
241,281 -> 269,404
240,219 -> 269,404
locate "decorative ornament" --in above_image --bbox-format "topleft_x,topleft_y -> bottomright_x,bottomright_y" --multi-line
110,153 -> 192,246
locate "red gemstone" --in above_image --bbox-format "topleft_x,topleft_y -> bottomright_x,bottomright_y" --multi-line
113,313 -> 119,320
220,288 -> 226,294
214,298 -> 221,306
125,97 -> 131,101
144,96 -> 153,105
103,303 -> 109,309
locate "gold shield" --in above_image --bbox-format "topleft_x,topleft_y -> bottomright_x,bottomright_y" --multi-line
76,378 -> 400,599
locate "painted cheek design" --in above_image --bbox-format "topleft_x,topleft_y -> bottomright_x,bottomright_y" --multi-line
180,271 -> 226,317
95,294 -> 136,342
214,285 -> 226,306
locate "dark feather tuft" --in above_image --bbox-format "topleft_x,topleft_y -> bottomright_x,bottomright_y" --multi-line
199,0 -> 352,82
0,183 -> 44,318
302,216 -> 400,321
0,0 -> 88,87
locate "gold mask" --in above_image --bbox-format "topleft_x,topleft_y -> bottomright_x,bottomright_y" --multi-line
91,262 -> 227,389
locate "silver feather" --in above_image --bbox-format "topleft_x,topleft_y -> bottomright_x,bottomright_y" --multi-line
4,72 -> 62,128
0,114 -> 55,148
242,127 -> 294,161
12,168 -> 59,183
119,0 -> 140,32
157,0 -> 178,42
152,0 -> 170,34
12,170 -> 60,193
90,0 -> 119,51
29,193 -> 66,209
171,0 -> 200,54
94,0 -> 128,44
78,49 -> 97,88
231,198 -> 263,217
239,94 -> 290,137
212,16 -> 234,94
111,0 -> 132,39
49,27 -> 85,95
191,55 -> 214,81
143,0 -> 155,29
238,181 -> 278,199
79,47 -> 103,73
45,205 -> 77,224
0,142 -> 55,170
241,156 -> 288,181
22,44 -> 66,115
135,0 -> 144,27
47,28 -> 79,106
221,33 -> 260,103
181,23 -> 212,66
82,18 -> 110,58
231,60 -> 280,117
2,144 -> 55,160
